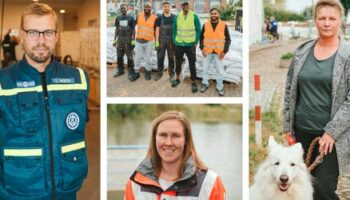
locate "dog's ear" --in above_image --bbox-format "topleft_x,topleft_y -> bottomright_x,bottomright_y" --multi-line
291,142 -> 304,158
268,136 -> 277,150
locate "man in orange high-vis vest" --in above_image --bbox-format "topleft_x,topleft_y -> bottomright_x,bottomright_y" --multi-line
130,1 -> 157,81
199,8 -> 231,96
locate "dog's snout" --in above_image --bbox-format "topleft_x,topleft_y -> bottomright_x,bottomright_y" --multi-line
280,175 -> 289,183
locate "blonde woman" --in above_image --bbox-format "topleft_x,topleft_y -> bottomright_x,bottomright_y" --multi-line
284,0 -> 350,199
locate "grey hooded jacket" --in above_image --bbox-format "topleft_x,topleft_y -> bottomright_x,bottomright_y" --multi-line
283,39 -> 350,174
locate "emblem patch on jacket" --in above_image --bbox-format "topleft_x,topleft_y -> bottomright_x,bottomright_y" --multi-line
66,112 -> 80,130
16,81 -> 35,88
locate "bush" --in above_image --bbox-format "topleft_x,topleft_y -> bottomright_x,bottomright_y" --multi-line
281,52 -> 294,60
264,6 -> 307,22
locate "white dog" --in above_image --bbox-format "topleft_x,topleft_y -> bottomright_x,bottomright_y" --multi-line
250,136 -> 313,200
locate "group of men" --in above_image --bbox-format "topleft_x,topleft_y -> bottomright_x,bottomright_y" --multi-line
113,0 -> 231,96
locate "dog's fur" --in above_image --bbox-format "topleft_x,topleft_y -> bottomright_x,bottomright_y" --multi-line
250,136 -> 313,200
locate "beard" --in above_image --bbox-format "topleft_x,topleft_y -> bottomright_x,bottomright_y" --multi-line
211,17 -> 219,22
25,44 -> 53,63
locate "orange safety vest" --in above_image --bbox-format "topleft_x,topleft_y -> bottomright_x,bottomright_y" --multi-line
124,170 -> 226,200
203,21 -> 226,54
136,12 -> 156,41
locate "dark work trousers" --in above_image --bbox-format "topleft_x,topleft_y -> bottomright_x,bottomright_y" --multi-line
175,45 -> 197,81
157,40 -> 175,77
117,42 -> 134,73
294,127 -> 339,200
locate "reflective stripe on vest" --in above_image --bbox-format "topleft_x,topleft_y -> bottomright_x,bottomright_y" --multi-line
4,149 -> 42,157
175,11 -> 196,43
136,12 -> 156,41
203,21 -> 226,54
61,141 -> 86,153
0,67 -> 87,96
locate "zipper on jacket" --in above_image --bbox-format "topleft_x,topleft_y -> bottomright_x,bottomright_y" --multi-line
40,72 -> 56,200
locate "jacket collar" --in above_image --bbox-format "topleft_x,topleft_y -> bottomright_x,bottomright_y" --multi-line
135,156 -> 196,182
19,55 -> 56,77
296,37 -> 350,59
132,156 -> 198,193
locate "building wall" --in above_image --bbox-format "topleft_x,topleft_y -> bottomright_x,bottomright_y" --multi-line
109,0 -> 227,13
77,0 -> 100,28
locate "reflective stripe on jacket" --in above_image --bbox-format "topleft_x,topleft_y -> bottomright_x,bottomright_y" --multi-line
0,57 -> 89,200
175,11 -> 196,44
203,21 -> 226,54
124,157 -> 226,200
136,12 -> 157,41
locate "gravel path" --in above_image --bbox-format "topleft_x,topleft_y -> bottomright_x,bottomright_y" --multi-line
249,39 -> 307,112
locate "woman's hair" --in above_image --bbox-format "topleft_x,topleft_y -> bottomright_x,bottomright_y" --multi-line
21,3 -> 57,30
146,111 -> 207,178
314,0 -> 344,19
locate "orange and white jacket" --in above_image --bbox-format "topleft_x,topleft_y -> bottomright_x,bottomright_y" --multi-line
124,157 -> 226,200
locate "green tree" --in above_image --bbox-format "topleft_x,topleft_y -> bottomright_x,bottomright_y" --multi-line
265,5 -> 306,22
219,3 -> 235,20
341,0 -> 350,14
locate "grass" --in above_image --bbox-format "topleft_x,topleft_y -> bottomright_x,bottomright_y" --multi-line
108,104 -> 242,124
281,52 -> 294,60
249,92 -> 285,184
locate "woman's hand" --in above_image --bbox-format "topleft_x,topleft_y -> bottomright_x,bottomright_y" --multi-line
319,132 -> 335,155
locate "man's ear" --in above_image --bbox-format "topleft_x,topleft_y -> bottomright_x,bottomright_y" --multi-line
19,29 -> 25,44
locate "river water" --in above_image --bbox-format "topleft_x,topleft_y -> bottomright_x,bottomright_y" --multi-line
107,118 -> 242,200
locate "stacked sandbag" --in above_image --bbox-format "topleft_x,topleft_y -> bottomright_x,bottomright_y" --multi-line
182,29 -> 242,84
107,27 -> 242,84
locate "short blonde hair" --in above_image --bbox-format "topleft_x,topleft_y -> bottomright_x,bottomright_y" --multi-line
21,3 -> 57,30
146,111 -> 207,179
314,0 -> 344,19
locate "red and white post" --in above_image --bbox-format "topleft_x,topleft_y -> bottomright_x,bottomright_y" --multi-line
254,74 -> 262,147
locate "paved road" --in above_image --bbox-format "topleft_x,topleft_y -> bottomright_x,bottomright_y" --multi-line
249,39 -> 307,112
107,66 -> 242,97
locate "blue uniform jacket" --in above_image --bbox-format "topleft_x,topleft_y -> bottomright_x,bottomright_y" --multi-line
0,57 -> 89,200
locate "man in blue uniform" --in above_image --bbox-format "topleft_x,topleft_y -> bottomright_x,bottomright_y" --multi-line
0,3 -> 89,200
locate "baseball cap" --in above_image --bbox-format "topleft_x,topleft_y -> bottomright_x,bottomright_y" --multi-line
181,0 -> 190,5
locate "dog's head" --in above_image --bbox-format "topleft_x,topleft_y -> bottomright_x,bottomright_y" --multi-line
267,136 -> 306,192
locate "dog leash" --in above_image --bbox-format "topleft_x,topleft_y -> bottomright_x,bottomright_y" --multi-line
305,137 -> 325,172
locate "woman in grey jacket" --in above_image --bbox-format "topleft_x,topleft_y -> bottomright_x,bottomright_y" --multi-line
283,0 -> 350,199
